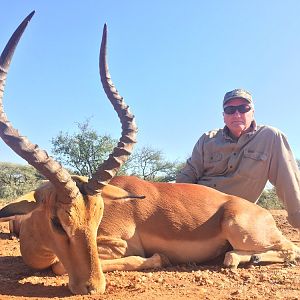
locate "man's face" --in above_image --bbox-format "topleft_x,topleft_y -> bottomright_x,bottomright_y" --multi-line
223,98 -> 254,137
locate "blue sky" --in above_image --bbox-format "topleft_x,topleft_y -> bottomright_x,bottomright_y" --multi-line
1,1 -> 300,166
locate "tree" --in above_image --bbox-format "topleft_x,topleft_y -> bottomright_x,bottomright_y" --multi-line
51,120 -> 183,181
51,120 -> 117,177
0,162 -> 43,200
125,146 -> 180,182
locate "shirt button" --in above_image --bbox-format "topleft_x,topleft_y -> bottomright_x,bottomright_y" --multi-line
233,153 -> 236,156
229,165 -> 233,168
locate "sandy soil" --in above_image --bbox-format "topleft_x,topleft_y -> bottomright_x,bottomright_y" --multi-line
0,210 -> 300,300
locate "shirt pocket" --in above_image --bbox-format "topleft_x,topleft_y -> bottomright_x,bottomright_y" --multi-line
203,152 -> 226,176
237,148 -> 268,179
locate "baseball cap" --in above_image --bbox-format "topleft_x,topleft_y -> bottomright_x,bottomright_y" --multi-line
223,89 -> 253,106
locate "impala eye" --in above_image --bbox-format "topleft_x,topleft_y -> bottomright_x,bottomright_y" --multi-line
51,216 -> 66,234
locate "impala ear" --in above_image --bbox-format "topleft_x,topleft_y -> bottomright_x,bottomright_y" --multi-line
0,191 -> 38,220
102,184 -> 145,201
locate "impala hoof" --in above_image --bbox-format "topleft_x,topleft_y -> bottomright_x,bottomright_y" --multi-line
250,254 -> 260,264
223,252 -> 239,269
52,261 -> 66,275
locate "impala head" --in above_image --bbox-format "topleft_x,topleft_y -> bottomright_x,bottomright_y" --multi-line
0,12 -> 137,295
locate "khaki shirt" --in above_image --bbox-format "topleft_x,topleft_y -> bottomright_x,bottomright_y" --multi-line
176,121 -> 300,228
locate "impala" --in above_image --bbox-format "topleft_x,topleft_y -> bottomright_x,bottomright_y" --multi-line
0,12 -> 299,295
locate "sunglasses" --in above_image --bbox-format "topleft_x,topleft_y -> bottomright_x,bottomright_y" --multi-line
224,104 -> 252,115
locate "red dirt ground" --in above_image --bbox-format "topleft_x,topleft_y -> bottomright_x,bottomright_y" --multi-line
0,210 -> 300,300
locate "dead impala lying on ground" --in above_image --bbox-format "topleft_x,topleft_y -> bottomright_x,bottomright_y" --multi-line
0,12 -> 300,296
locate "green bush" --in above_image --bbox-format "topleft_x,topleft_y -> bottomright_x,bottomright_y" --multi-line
0,162 -> 43,201
257,188 -> 284,210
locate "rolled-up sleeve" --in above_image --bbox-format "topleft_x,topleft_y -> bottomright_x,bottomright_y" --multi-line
268,131 -> 300,228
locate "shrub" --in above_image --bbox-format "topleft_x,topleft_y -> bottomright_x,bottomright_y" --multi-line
0,162 -> 43,201
257,188 -> 284,210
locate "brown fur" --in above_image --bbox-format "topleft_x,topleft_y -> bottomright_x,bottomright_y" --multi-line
2,175 -> 299,295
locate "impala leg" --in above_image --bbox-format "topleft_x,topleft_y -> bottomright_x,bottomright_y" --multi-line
51,253 -> 171,274
224,248 -> 300,269
8,215 -> 25,237
101,253 -> 171,272
222,200 -> 300,268
97,236 -> 171,272
223,250 -> 252,268
250,250 -> 299,264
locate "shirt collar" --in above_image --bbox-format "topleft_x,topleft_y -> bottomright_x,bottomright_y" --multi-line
222,120 -> 257,141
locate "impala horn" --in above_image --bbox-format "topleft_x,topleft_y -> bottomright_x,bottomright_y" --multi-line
0,11 -> 80,203
84,24 -> 137,195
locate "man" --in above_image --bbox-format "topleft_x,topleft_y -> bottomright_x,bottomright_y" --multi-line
176,88 -> 300,230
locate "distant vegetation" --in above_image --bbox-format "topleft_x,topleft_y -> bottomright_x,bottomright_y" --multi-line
0,162 -> 43,202
0,161 -> 289,210
257,188 -> 283,209
51,120 -> 181,182
1,121 -> 299,210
